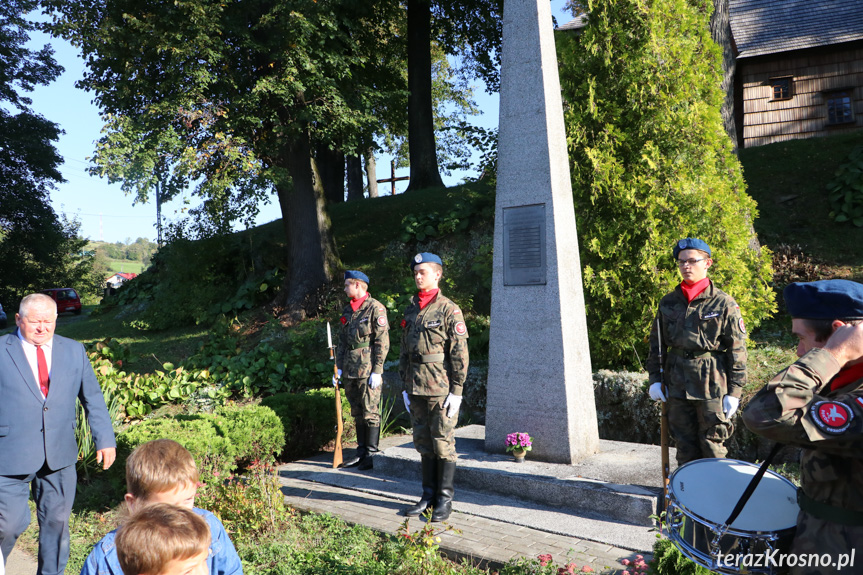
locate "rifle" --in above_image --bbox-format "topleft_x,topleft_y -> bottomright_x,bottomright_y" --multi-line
657,317 -> 670,510
327,322 -> 343,469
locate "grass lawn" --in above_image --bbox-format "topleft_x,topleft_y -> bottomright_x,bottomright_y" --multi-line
53,306 -> 210,374
105,259 -> 146,274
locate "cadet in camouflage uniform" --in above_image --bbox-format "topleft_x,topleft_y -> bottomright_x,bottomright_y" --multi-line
646,238 -> 747,465
334,270 -> 390,470
400,253 -> 469,522
744,280 -> 863,575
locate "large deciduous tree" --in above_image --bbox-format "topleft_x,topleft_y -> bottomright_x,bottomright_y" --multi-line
557,0 -> 775,368
46,0 -> 406,321
404,0 -> 502,191
0,0 -> 92,308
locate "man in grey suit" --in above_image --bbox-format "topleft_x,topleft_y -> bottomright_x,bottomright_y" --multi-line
0,294 -> 116,575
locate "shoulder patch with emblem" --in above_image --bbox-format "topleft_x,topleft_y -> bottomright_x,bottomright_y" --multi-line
455,321 -> 467,336
810,401 -> 854,434
377,316 -> 387,327
739,317 -> 746,333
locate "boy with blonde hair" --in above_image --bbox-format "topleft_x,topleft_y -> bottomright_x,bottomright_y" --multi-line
81,439 -> 242,575
115,504 -> 210,575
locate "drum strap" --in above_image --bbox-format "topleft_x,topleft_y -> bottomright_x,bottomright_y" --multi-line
798,491 -> 863,526
724,442 -> 783,527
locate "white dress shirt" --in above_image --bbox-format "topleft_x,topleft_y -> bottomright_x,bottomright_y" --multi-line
17,334 -> 53,399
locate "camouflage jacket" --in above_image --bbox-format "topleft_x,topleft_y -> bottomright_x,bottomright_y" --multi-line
336,296 -> 390,379
743,348 -> 863,514
399,292 -> 469,397
645,282 -> 747,400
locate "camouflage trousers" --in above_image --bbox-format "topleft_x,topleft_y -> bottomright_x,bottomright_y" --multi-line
343,377 -> 382,426
667,396 -> 732,465
409,394 -> 457,461
789,511 -> 863,575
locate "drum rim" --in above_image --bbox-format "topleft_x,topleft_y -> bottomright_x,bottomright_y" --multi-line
667,457 -> 799,532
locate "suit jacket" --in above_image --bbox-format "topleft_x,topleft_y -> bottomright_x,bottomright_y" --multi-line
0,332 -> 116,475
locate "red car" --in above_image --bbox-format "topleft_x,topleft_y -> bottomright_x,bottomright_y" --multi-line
41,288 -> 82,315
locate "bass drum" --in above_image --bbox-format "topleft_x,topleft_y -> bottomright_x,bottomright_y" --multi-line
666,458 -> 798,575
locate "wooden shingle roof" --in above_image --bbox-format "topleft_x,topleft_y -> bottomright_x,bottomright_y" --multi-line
730,0 -> 863,59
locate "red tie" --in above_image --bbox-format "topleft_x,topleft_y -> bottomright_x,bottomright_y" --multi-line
36,345 -> 50,398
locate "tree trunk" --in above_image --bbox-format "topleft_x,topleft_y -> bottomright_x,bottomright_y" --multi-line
406,0 -> 444,191
346,154 -> 364,201
710,0 -> 737,152
365,148 -> 378,198
316,144 -> 345,203
273,132 -> 339,323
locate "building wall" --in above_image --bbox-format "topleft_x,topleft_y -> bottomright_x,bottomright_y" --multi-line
738,41 -> 863,147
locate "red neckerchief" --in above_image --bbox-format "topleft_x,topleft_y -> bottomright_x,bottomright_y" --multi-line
830,361 -> 863,392
418,289 -> 439,310
350,293 -> 369,312
680,278 -> 710,303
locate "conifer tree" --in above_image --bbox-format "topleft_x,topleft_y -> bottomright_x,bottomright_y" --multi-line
557,0 -> 775,368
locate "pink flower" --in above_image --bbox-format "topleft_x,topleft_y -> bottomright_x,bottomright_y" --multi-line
622,571 -> 631,575
582,567 -> 593,573
635,555 -> 644,561
538,554 -> 552,567
621,559 -> 631,566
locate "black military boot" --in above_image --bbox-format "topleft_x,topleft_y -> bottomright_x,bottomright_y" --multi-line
357,425 -> 379,470
340,419 -> 367,468
430,460 -> 455,522
404,456 -> 437,516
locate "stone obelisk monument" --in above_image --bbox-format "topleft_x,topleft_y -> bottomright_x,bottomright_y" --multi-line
484,0 -> 599,464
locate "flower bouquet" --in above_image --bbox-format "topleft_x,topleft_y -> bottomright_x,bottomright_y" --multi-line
505,432 -> 533,462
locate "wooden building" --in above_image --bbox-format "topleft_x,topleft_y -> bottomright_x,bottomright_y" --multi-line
730,0 -> 863,148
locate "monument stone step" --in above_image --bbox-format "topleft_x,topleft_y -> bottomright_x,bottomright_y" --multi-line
374,425 -> 675,527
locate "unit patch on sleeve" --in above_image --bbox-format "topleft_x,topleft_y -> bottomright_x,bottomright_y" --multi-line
810,401 -> 854,434
377,316 -> 387,327
739,317 -> 746,334
455,321 -> 467,336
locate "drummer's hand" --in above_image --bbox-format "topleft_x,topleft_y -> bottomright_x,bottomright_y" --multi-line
648,382 -> 666,402
722,395 -> 740,419
823,322 -> 863,368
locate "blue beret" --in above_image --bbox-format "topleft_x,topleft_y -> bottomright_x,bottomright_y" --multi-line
673,238 -> 711,259
344,270 -> 369,284
411,252 -> 442,270
784,280 -> 863,320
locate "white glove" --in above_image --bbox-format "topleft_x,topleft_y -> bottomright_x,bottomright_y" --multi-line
723,395 -> 740,419
648,382 -> 667,402
402,390 -> 411,411
368,373 -> 382,390
332,368 -> 342,387
443,393 -> 462,418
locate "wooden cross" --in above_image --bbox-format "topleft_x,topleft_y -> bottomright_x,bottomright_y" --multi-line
376,160 -> 409,195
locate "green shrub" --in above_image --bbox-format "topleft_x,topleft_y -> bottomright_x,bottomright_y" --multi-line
262,388 -> 348,461
557,0 -> 775,369
827,145 -> 863,226
117,404 -> 284,478
87,338 -> 228,419
187,326 -> 331,397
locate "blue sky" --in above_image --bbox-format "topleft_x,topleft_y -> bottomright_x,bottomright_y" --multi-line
27,1 -> 572,243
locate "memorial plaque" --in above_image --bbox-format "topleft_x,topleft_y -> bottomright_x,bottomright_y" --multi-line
503,204 -> 546,286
